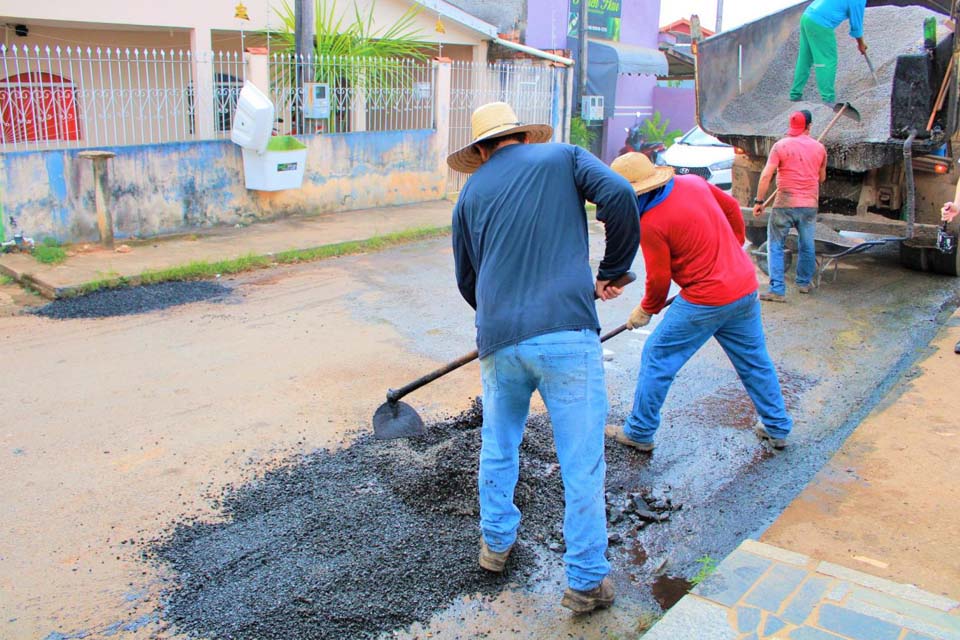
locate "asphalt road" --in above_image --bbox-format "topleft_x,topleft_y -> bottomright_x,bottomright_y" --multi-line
0,225 -> 956,639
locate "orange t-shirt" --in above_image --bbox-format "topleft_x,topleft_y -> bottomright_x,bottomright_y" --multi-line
765,134 -> 827,209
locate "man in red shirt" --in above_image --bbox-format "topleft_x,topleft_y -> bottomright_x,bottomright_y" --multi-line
753,110 -> 828,302
606,153 -> 794,450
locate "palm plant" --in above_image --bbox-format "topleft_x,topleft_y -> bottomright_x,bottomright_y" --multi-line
267,0 -> 430,133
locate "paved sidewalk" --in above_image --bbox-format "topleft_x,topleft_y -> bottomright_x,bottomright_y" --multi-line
0,200 -> 453,298
645,539 -> 960,640
643,314 -> 960,639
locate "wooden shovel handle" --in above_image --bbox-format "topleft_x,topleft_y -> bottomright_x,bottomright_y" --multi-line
762,104 -> 850,209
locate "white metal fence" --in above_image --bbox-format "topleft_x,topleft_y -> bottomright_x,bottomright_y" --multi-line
447,60 -> 566,193
268,53 -> 435,136
0,43 -> 568,192
0,45 -> 434,151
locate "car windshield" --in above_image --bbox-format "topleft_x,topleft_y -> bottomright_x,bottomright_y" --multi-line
679,127 -> 729,147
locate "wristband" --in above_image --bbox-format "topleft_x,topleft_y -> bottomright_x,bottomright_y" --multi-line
754,198 -> 764,205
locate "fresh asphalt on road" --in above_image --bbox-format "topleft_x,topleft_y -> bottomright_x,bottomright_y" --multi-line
1,225 -> 956,639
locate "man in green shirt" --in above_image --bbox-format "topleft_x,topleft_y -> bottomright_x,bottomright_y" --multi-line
790,0 -> 868,104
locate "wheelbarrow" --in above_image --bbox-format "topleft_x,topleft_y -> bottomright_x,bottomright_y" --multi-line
751,222 -> 902,285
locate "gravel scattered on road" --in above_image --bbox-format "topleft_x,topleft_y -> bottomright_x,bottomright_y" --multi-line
147,401 -> 673,639
32,281 -> 231,319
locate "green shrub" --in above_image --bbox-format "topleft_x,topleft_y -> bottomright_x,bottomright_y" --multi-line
640,111 -> 684,148
33,239 -> 67,264
570,116 -> 596,150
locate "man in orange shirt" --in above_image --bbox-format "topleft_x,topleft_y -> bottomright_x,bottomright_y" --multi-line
753,110 -> 827,302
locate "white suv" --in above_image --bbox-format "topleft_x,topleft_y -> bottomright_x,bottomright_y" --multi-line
656,126 -> 734,191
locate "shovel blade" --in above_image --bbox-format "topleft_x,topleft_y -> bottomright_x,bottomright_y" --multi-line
834,102 -> 861,123
373,400 -> 426,440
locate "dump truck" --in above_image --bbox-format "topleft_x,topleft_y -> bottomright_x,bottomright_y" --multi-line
696,0 -> 960,275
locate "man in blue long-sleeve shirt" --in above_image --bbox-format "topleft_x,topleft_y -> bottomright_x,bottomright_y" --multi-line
790,0 -> 868,104
448,102 -> 639,614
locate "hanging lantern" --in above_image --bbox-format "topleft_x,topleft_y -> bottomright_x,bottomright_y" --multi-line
234,2 -> 250,21
435,17 -> 446,34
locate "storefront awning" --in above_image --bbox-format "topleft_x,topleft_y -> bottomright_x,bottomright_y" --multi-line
588,39 -> 669,77
574,39 -> 669,118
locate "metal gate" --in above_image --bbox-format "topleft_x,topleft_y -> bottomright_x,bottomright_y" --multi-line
447,60 -> 569,194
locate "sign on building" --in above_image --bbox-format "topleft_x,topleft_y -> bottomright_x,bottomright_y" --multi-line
567,0 -> 622,42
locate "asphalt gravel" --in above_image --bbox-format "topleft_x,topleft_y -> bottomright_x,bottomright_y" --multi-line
147,401 -> 675,640
32,281 -> 231,319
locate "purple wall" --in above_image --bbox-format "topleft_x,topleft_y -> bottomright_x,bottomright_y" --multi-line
653,86 -> 697,135
524,0 -> 570,49
523,0 -> 668,163
620,0 -> 661,47
603,0 -> 663,163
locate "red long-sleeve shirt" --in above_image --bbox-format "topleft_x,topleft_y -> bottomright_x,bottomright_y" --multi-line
640,175 -> 758,314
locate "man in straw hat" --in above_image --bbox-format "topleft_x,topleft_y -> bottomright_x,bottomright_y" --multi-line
449,101 -> 640,613
607,152 -> 794,452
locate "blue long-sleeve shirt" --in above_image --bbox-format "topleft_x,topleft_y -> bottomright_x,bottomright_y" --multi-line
805,0 -> 866,38
452,142 -> 639,357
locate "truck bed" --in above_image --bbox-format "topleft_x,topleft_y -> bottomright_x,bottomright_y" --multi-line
697,3 -> 947,171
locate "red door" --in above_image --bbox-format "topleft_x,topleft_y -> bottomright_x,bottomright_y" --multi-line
0,72 -> 80,143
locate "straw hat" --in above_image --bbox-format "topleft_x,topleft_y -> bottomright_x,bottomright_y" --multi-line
446,102 -> 553,173
610,152 -> 675,195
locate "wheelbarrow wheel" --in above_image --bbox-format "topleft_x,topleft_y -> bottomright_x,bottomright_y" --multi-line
745,226 -> 768,248
754,242 -> 793,277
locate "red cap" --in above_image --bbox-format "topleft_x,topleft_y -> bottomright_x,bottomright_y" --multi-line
787,111 -> 810,136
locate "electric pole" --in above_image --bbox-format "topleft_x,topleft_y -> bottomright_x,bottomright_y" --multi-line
715,0 -> 724,33
577,0 -> 588,117
294,0 -> 314,133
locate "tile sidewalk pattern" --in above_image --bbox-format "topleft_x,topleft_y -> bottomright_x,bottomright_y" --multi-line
643,540 -> 960,640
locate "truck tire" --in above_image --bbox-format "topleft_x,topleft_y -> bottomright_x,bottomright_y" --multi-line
929,245 -> 960,276
745,226 -> 768,247
898,242 -> 931,272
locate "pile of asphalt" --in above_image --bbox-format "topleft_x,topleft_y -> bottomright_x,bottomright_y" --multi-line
712,6 -> 943,145
32,281 -> 231,319
147,402 -> 667,639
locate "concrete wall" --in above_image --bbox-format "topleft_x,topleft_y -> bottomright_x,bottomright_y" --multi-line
0,130 -> 446,242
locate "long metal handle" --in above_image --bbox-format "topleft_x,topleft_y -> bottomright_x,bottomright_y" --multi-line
386,272 -> 642,404
864,52 -> 879,83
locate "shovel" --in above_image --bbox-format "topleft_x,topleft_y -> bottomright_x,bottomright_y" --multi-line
761,102 -> 861,209
373,271 -> 642,440
863,52 -> 879,85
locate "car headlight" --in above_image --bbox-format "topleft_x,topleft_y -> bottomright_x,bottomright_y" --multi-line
655,155 -> 667,166
709,158 -> 733,171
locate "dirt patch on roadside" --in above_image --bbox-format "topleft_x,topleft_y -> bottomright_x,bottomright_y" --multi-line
762,326 -> 960,597
0,282 -> 43,317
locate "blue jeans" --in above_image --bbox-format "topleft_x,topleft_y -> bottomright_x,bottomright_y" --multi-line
624,293 -> 793,442
767,207 -> 817,295
479,329 -> 609,592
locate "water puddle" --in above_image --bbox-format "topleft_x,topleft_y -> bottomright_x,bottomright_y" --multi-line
664,369 -> 817,430
651,574 -> 692,611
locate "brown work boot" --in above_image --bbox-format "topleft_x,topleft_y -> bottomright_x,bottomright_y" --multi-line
759,292 -> 787,303
479,538 -> 513,572
797,283 -> 815,294
604,425 -> 654,452
561,576 -> 615,614
754,423 -> 787,450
